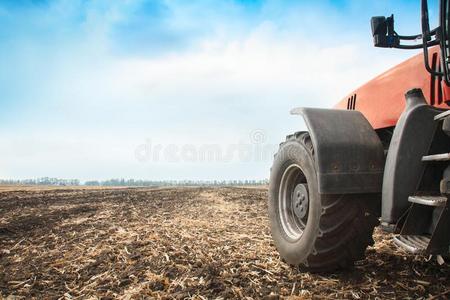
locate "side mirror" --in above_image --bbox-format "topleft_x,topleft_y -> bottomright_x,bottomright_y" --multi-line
371,15 -> 398,48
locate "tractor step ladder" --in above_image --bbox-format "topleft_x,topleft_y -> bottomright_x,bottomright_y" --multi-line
393,195 -> 449,254
393,235 -> 431,254
393,110 -> 450,255
422,153 -> 450,161
408,195 -> 447,206
434,110 -> 450,121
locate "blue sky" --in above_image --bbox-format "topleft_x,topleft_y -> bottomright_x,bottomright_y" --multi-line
0,0 -> 432,181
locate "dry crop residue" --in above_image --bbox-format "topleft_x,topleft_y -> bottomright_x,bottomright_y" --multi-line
0,187 -> 448,299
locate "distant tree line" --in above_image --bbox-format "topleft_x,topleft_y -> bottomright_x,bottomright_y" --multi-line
0,177 -> 80,186
0,177 -> 268,187
84,179 -> 269,187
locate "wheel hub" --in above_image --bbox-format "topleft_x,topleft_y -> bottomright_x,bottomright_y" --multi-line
292,183 -> 309,220
278,164 -> 309,241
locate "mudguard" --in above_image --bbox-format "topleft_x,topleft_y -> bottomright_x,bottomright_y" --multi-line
381,89 -> 441,225
291,107 -> 385,194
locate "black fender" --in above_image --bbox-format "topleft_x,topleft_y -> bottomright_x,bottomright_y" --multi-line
381,89 -> 441,225
291,107 -> 385,194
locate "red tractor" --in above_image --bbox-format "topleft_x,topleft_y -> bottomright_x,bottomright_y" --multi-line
269,0 -> 450,271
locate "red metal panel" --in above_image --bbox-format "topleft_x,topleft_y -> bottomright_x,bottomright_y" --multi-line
335,47 -> 450,129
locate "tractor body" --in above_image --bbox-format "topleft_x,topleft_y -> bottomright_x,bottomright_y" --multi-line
269,0 -> 450,271
336,47 -> 450,129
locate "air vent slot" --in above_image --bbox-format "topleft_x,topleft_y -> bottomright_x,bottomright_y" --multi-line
347,94 -> 357,110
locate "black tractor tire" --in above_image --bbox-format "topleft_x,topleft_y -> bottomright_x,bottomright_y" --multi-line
268,131 -> 379,271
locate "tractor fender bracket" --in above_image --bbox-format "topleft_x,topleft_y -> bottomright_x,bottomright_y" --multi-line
291,107 -> 385,194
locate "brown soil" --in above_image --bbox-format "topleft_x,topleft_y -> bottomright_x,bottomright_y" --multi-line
0,187 -> 448,299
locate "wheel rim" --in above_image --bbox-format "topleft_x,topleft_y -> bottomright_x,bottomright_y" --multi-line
278,164 -> 309,241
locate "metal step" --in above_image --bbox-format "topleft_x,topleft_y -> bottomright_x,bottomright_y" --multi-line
393,235 -> 431,254
408,195 -> 447,206
422,153 -> 450,162
434,110 -> 450,121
